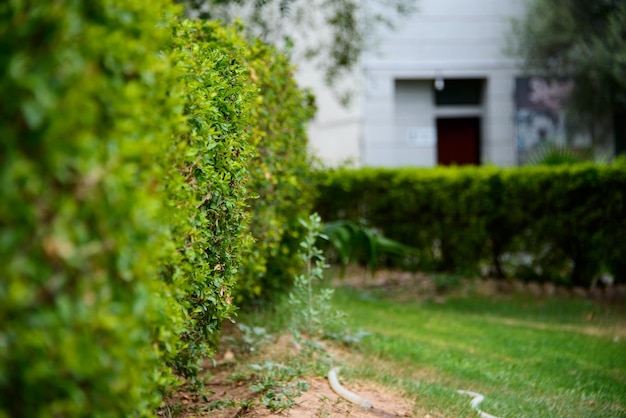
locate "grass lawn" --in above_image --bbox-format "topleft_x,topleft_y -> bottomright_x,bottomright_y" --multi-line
331,285 -> 626,417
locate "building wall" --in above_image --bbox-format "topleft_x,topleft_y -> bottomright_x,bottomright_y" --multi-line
362,0 -> 527,167
298,0 -> 529,167
296,66 -> 362,166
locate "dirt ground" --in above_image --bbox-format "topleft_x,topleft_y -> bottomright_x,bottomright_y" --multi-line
161,342 -> 420,417
161,325 -> 424,418
331,266 -> 626,304
203,370 -> 415,418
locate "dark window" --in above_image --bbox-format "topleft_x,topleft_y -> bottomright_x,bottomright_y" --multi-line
434,78 -> 483,106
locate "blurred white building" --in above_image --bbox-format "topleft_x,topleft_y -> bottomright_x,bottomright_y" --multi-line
298,0 -> 531,167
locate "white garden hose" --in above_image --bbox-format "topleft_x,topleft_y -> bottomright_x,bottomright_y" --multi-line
457,390 -> 500,418
328,367 -> 373,409
327,367 -> 499,417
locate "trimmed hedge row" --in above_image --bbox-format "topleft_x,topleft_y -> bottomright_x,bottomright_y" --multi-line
165,19 -> 257,380
0,1 -> 183,415
1,2 -> 316,415
314,164 -> 626,285
236,36 -> 317,306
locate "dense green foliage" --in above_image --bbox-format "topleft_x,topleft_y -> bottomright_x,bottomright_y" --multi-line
0,0 -> 319,412
236,38 -> 317,305
322,219 -> 417,276
315,165 -> 626,285
0,1 -> 182,415
165,19 -> 257,379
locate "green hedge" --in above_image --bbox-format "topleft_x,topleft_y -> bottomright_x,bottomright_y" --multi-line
0,4 -> 264,416
234,35 -> 317,306
166,19 -> 257,380
0,1 -> 182,415
1,1 -> 316,413
166,18 -> 318,367
315,164 -> 626,286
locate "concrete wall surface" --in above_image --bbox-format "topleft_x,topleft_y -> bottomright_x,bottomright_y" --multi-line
298,0 -> 529,167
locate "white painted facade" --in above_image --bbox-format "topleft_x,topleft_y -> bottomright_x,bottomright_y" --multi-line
296,66 -> 363,166
297,0 -> 529,167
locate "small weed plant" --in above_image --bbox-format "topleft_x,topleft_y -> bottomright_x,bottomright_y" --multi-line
289,213 -> 346,345
248,361 -> 309,412
235,324 -> 274,353
209,213 -> 348,414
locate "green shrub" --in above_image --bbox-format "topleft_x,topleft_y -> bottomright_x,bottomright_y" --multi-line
321,219 -> 418,276
234,37 -> 317,306
165,19 -> 257,380
315,167 -> 491,273
1,3 -> 315,413
315,164 -> 626,285
0,1 -> 182,416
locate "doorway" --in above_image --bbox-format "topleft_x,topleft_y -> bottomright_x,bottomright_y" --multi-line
436,117 -> 481,165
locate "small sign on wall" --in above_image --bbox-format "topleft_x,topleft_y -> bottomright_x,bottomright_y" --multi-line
407,127 -> 436,146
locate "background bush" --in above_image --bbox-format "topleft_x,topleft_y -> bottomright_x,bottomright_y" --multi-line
315,164 -> 626,286
0,1 -> 182,415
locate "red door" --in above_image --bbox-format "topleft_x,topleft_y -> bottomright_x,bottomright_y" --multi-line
436,117 -> 481,165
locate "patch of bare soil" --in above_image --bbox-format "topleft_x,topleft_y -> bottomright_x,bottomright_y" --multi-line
204,373 -> 414,418
333,265 -> 626,305
161,334 -> 418,418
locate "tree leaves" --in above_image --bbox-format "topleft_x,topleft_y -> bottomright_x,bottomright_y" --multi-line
178,0 -> 417,100
509,0 -> 626,131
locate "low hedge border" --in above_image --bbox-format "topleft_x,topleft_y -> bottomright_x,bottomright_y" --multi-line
314,163 -> 626,286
